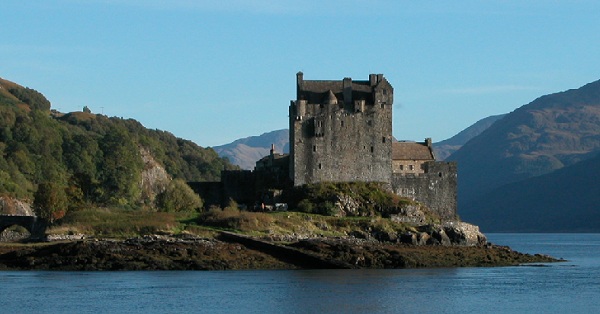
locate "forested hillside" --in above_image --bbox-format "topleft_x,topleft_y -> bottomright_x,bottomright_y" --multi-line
0,77 -> 237,220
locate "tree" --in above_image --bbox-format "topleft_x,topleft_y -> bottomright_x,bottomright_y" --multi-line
156,179 -> 203,212
33,182 -> 68,223
98,126 -> 143,205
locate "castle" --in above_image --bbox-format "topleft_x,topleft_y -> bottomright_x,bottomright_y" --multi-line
191,73 -> 457,220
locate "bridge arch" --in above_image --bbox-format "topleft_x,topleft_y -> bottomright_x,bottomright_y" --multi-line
0,216 -> 47,240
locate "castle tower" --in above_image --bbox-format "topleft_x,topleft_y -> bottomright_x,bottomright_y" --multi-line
289,72 -> 393,186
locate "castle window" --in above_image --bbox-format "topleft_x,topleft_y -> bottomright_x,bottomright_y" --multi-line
400,165 -> 404,170
341,120 -> 344,127
409,165 -> 414,170
381,103 -> 385,109
370,146 -> 374,153
382,136 -> 386,143
313,145 -> 317,152
318,163 -> 322,169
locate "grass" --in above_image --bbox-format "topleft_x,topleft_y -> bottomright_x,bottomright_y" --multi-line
49,207 -> 193,238
46,204 -> 422,241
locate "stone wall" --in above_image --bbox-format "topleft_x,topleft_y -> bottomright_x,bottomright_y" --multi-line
290,74 -> 393,186
392,161 -> 458,220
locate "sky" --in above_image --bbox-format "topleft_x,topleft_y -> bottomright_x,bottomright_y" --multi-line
2,1 -> 600,147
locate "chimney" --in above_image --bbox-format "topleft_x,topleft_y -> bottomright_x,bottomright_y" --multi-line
343,77 -> 352,107
296,71 -> 304,99
369,74 -> 377,86
425,138 -> 432,147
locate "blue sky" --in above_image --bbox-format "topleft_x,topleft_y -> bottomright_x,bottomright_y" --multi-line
2,1 -> 600,147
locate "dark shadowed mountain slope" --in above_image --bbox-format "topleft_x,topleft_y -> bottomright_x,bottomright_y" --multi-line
463,151 -> 600,232
433,114 -> 506,160
448,79 -> 600,206
213,129 -> 289,170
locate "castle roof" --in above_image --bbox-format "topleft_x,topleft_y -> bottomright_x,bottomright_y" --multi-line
392,141 -> 435,161
324,90 -> 338,105
296,73 -> 390,105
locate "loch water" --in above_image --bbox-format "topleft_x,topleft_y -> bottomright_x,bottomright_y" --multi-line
1,233 -> 599,313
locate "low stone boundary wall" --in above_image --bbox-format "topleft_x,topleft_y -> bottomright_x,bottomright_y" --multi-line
217,231 -> 354,269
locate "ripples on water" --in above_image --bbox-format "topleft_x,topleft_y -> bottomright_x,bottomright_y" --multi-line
1,234 -> 599,313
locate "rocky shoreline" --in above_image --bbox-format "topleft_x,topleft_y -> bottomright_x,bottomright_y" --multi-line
0,233 -> 561,271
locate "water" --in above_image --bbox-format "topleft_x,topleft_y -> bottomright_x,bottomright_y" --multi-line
1,234 -> 599,313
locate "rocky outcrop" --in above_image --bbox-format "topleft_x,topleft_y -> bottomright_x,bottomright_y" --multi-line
390,205 -> 428,224
333,193 -> 362,216
0,196 -> 34,216
139,147 -> 171,204
398,222 -> 487,246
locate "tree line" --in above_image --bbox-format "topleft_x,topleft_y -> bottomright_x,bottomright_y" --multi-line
0,84 -> 237,221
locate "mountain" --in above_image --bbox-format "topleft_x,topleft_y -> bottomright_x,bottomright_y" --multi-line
213,129 -> 289,170
465,151 -> 600,232
0,77 -> 237,217
433,114 -> 506,160
447,79 -> 600,231
213,114 -> 505,168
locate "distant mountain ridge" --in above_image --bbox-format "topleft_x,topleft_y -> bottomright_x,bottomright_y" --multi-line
433,114 -> 506,160
214,117 -> 505,169
448,79 -> 600,204
213,129 -> 289,170
447,79 -> 600,231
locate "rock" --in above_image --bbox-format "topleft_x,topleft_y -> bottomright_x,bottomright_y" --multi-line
442,221 -> 487,246
417,232 -> 430,245
139,148 -> 171,204
430,229 -> 451,246
0,196 -> 34,216
334,193 -> 361,216
400,233 -> 417,245
389,204 -> 427,224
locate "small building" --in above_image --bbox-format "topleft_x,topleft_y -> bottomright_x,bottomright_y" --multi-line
392,139 -> 435,174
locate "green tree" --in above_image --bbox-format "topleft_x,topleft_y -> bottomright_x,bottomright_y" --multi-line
33,182 -> 68,223
98,126 -> 143,205
156,179 -> 203,212
8,87 -> 51,111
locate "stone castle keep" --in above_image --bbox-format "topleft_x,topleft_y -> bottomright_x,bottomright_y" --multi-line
191,73 -> 457,220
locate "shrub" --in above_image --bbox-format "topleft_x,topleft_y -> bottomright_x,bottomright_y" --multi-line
199,204 -> 273,232
156,179 -> 203,212
288,182 -> 414,217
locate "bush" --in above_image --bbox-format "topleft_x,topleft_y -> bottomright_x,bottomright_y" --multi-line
33,182 -> 68,223
199,204 -> 273,232
288,182 -> 414,217
156,179 -> 203,212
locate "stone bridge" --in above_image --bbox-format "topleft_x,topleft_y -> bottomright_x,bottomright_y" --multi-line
0,215 -> 47,240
